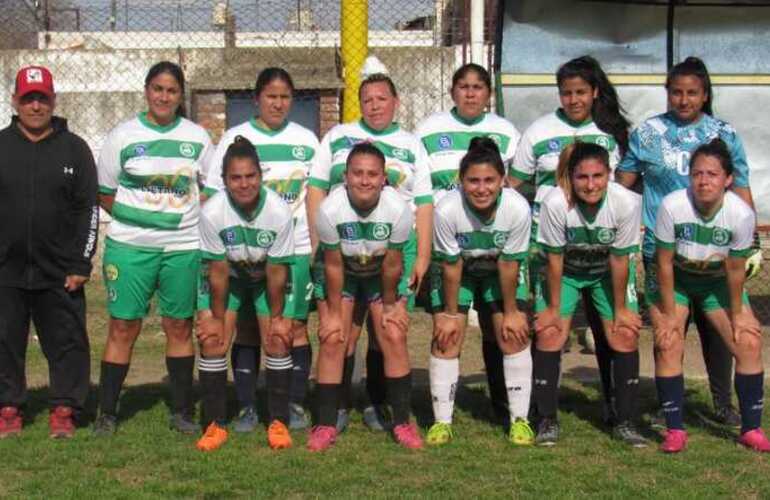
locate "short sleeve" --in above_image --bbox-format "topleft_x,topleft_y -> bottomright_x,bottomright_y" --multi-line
411,141 -> 434,206
616,128 -> 643,174
267,212 -> 295,263
203,134 -> 231,196
509,128 -> 535,182
536,194 -> 567,253
654,199 -> 676,250
308,130 -> 333,191
433,206 -> 460,263
728,207 -> 756,257
316,206 -> 339,249
611,189 -> 642,255
97,128 -> 122,195
501,203 -> 531,261
388,204 -> 414,250
198,136 -> 216,186
722,129 -> 750,188
501,123 -> 521,169
200,210 -> 226,260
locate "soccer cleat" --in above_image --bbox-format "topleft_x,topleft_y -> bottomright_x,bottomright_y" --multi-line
362,404 -> 391,432
612,422 -> 648,448
535,418 -> 560,447
714,405 -> 742,428
92,414 -> 117,437
425,422 -> 454,446
648,408 -> 666,431
659,429 -> 688,453
49,406 -> 75,439
738,428 -> 770,453
169,412 -> 200,435
335,408 -> 350,434
392,422 -> 423,449
0,406 -> 22,438
289,403 -> 310,431
233,406 -> 260,433
509,418 -> 535,446
267,420 -> 293,450
307,425 -> 338,452
196,422 -> 228,452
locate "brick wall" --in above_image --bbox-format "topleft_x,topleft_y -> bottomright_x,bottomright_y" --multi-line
319,89 -> 340,138
193,91 -> 226,144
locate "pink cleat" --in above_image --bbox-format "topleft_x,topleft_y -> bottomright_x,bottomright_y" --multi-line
0,406 -> 22,438
307,425 -> 337,452
392,422 -> 424,449
660,429 -> 688,453
738,428 -> 770,453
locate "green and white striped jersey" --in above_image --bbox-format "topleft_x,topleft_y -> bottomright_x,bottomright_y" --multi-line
317,186 -> 413,277
200,187 -> 294,284
98,112 -> 214,252
655,188 -> 755,277
308,120 -> 433,209
433,188 -> 530,277
416,108 -> 520,204
203,119 -> 318,256
538,182 -> 641,276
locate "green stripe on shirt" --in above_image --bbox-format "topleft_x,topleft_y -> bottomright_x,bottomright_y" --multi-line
111,202 -> 184,230
422,131 -> 511,155
119,139 -> 205,168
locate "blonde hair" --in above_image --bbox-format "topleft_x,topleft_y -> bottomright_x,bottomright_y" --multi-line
556,143 -> 578,207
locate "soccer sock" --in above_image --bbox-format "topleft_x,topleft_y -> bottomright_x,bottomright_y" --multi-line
655,375 -> 685,430
386,373 -> 413,426
166,355 -> 195,415
612,350 -> 640,423
593,328 -> 614,407
198,356 -> 228,427
317,383 -> 340,427
735,372 -> 764,434
231,343 -> 259,410
98,361 -> 129,417
265,355 -> 293,425
482,340 -> 508,414
339,354 -> 355,411
503,345 -> 533,421
429,355 -> 459,424
366,348 -> 387,406
290,344 -> 311,406
532,349 -> 561,420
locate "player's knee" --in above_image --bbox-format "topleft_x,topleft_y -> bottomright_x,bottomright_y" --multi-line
163,317 -> 192,341
735,334 -> 762,361
201,339 -> 228,358
108,319 -> 141,346
608,329 -> 638,352
381,326 -> 407,348
499,337 -> 529,355
535,328 -> 565,351
291,323 -> 308,345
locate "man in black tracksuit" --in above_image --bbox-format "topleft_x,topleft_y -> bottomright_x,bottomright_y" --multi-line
0,66 -> 98,439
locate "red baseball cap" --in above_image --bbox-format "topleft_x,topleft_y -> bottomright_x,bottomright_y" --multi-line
15,66 -> 55,99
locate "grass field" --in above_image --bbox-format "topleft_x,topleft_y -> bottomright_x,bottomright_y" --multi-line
2,281 -> 770,499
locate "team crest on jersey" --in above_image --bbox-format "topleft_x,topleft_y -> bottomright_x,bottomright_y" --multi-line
457,234 -> 470,248
566,228 -> 576,242
107,286 -> 118,302
179,142 -> 196,158
224,229 -> 237,245
548,139 -> 561,152
596,228 -> 616,245
342,223 -> 359,240
292,146 -> 307,160
372,223 -> 391,240
438,135 -> 453,150
392,148 -> 408,161
493,231 -> 507,248
712,228 -> 730,246
596,136 -> 610,149
104,264 -> 119,281
134,144 -> 147,156
681,225 -> 694,241
346,136 -> 364,148
256,231 -> 275,248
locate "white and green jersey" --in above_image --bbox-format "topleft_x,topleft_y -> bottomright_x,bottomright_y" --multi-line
416,108 -> 520,204
200,187 -> 294,284
98,112 -> 214,252
316,186 -> 413,277
308,120 -> 433,209
654,188 -> 755,278
433,188 -> 531,277
538,182 -> 642,277
203,119 -> 318,256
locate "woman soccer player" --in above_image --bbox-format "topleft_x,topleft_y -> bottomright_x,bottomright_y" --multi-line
615,57 -> 756,427
196,136 -> 295,451
309,142 -> 421,451
427,138 -> 533,446
417,63 -> 522,421
94,61 -> 214,435
204,68 -> 319,432
533,142 -> 644,447
650,139 -> 768,453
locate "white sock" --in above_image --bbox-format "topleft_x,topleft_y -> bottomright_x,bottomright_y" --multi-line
504,344 -> 533,421
429,355 -> 459,424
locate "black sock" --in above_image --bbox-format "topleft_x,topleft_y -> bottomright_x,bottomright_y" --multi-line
339,354 -> 355,410
317,383 -> 340,427
612,350 -> 640,423
366,349 -> 386,406
386,373 -> 413,426
482,340 -> 508,415
735,372 -> 764,434
265,355 -> 292,425
166,356 -> 195,416
198,356 -> 228,427
98,361 -> 129,417
231,343 -> 259,410
593,328 -> 614,407
533,349 -> 561,420
655,375 -> 685,430
290,344 -> 311,406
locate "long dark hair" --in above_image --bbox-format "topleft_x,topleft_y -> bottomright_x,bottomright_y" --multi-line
145,61 -> 186,118
556,56 -> 630,156
666,56 -> 713,116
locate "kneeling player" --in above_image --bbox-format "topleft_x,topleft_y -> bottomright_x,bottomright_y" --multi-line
196,137 -> 295,451
650,139 -> 768,453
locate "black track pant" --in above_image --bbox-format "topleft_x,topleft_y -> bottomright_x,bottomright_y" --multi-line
0,286 -> 90,411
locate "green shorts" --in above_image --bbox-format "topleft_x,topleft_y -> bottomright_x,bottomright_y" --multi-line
198,271 -> 285,319
430,262 -> 502,313
103,238 -> 199,320
284,254 -> 312,321
397,230 -> 418,311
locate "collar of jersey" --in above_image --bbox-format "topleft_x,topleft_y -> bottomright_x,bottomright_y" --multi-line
358,119 -> 399,136
462,189 -> 501,225
688,188 -> 723,223
250,117 -> 289,136
138,112 -> 181,133
451,107 -> 485,126
227,186 -> 268,222
576,190 -> 607,224
665,110 -> 706,129
556,108 -> 593,128
346,187 -> 379,218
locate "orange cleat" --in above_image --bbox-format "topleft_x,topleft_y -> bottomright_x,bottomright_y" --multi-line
267,420 -> 293,450
196,422 -> 228,452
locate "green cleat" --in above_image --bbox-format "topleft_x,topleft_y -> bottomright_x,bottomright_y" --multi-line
509,418 -> 535,446
426,422 -> 454,446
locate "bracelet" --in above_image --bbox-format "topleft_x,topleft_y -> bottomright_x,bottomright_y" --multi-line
438,312 -> 460,319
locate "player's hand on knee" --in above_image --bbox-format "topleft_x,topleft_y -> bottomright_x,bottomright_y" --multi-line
382,302 -> 409,333
502,310 -> 529,344
535,307 -> 561,336
732,308 -> 761,344
196,314 -> 224,346
434,312 -> 460,352
614,307 -> 642,337
319,313 -> 344,344
269,316 -> 293,348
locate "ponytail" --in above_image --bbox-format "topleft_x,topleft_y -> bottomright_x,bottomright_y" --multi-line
459,137 -> 505,179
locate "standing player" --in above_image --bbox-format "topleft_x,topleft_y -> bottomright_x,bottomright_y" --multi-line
93,61 -> 214,435
427,138 -> 533,446
615,57 -> 756,427
417,63 -> 521,422
196,136 -> 295,451
308,143 -> 420,451
533,143 -> 645,447
204,68 -> 318,431
650,139 -> 768,453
